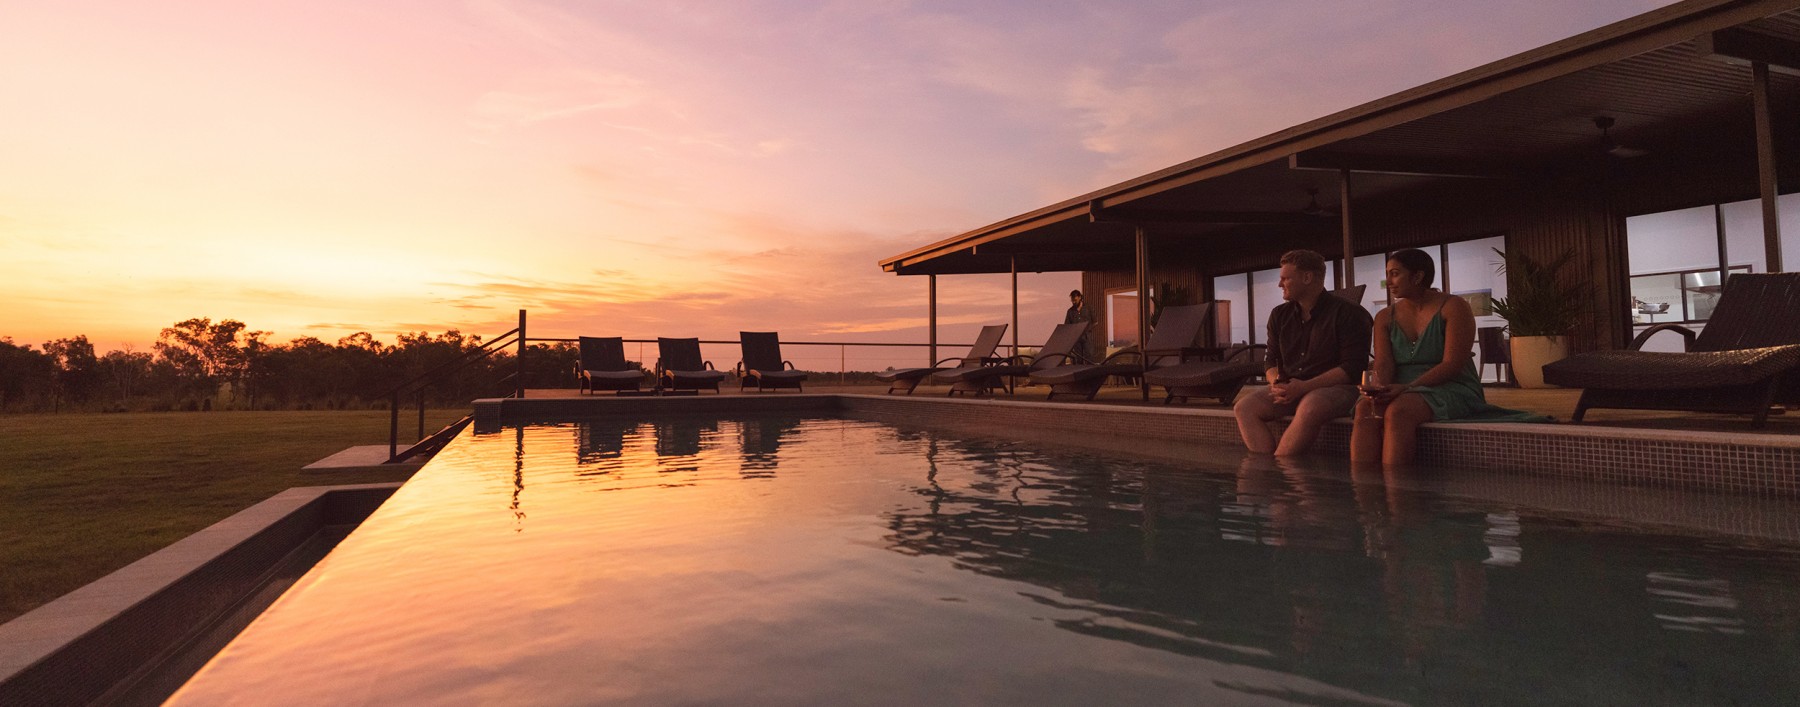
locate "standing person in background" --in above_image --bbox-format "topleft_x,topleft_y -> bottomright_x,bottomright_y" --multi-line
1234,250 -> 1373,456
1065,289 -> 1096,361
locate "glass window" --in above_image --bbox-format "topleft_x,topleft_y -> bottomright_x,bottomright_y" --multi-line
1445,237 -> 1508,382
1353,253 -> 1387,318
1105,289 -> 1139,348
1250,267 -> 1282,345
1628,205 -> 1719,274
1722,198 -> 1771,275
1212,274 -> 1250,345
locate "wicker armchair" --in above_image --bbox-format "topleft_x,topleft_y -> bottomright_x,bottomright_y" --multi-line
1542,272 -> 1800,427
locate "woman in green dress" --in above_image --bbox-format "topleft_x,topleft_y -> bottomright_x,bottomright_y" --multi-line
1352,249 -> 1535,465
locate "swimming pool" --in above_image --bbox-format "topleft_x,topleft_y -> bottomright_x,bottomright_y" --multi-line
170,415 -> 1800,705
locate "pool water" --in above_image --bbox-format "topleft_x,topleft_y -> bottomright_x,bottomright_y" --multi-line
170,416 -> 1800,705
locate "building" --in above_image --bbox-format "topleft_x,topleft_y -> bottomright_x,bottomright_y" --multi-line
880,0 -> 1800,374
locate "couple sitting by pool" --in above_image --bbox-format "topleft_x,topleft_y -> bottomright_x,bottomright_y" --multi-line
1234,248 -> 1541,465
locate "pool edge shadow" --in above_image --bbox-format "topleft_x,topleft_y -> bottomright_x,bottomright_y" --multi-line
0,483 -> 401,707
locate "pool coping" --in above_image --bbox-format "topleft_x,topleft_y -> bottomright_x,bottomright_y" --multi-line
0,483 -> 400,706
473,393 -> 1800,497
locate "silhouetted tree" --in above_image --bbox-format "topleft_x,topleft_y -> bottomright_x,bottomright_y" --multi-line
155,318 -> 268,407
43,335 -> 102,410
0,338 -> 54,411
97,348 -> 154,406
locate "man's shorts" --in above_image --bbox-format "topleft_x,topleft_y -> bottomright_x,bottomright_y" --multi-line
1244,383 -> 1360,420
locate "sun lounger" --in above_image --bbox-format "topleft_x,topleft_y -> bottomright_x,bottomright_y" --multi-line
1142,344 -> 1266,405
1543,272 -> 1800,427
875,324 -> 1007,395
1027,303 -> 1215,401
656,337 -> 728,394
932,322 -> 1090,396
576,336 -> 646,394
736,331 -> 808,392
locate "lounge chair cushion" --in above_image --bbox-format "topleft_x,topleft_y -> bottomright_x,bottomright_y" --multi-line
584,370 -> 644,382
932,364 -> 1024,384
668,369 -> 728,382
1143,360 -> 1263,388
876,367 -> 938,382
1029,363 -> 1133,386
1543,345 -> 1800,390
751,369 -> 807,382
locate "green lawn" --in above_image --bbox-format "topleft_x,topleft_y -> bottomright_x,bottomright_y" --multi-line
0,409 -> 467,623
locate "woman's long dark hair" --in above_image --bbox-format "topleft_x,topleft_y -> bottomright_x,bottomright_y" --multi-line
1388,248 -> 1436,288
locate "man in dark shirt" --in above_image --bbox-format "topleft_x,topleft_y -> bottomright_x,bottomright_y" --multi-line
1065,289 -> 1096,360
1234,249 -> 1373,455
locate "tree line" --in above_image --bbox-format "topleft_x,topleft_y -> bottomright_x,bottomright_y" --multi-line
0,318 -> 595,413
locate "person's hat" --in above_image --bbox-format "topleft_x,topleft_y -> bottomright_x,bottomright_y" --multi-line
1069,289 -> 1083,298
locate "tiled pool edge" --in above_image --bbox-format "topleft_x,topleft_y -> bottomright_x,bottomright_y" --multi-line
0,483 -> 399,707
475,394 -> 1800,497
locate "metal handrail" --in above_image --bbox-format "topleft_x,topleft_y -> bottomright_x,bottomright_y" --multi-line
388,311 -> 1011,460
387,311 -> 526,461
528,337 -> 973,348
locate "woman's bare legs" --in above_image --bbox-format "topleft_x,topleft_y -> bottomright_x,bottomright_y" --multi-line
1350,397 -> 1384,463
1380,394 -> 1434,466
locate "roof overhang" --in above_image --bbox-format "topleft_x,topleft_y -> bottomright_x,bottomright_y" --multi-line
882,0 -> 1800,276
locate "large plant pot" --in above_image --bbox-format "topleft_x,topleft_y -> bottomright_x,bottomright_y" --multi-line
1510,335 -> 1568,388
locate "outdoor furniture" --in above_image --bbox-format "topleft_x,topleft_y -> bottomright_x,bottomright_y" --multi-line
576,336 -> 646,394
875,324 -> 1007,395
1028,303 -> 1216,401
656,337 -> 728,394
934,322 -> 1089,397
1477,326 -> 1511,384
1543,272 -> 1800,427
1334,284 -> 1367,306
736,331 -> 808,392
1142,343 -> 1266,405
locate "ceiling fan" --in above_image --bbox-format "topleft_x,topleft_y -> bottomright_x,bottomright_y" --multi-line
1593,116 -> 1649,159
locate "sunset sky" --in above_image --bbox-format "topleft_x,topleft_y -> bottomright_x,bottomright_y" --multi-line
1,0 -> 1673,368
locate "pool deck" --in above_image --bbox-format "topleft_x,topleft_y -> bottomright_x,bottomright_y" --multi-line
475,382 -> 1800,498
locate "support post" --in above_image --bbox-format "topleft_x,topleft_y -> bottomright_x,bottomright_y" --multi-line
417,391 -> 425,441
515,309 -> 527,399
1135,226 -> 1151,400
928,275 -> 938,366
1717,204 -> 1731,286
1340,169 -> 1356,289
1010,256 -> 1019,358
1753,61 -> 1783,272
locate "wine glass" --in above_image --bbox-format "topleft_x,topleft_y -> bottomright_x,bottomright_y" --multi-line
1361,370 -> 1382,418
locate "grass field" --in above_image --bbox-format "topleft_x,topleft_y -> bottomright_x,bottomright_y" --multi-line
0,409 -> 466,624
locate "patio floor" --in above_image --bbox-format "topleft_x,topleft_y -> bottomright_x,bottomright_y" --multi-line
525,381 -> 1800,436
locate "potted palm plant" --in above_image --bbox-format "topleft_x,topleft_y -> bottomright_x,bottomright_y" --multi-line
1490,247 -> 1587,388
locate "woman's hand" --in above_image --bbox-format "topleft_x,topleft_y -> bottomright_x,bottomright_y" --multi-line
1362,383 -> 1408,402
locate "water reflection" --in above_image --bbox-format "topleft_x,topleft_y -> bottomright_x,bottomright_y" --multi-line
738,416 -> 801,478
174,416 -> 1800,706
881,431 -> 1800,705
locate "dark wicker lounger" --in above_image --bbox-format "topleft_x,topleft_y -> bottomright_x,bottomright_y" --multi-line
576,336 -> 646,394
1142,344 -> 1266,405
875,324 -> 1007,395
1027,303 -> 1215,401
737,331 -> 808,392
1543,272 -> 1800,427
657,337 -> 728,393
933,322 -> 1089,397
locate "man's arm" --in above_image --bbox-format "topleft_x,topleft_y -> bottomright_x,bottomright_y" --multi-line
1335,303 -> 1375,380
